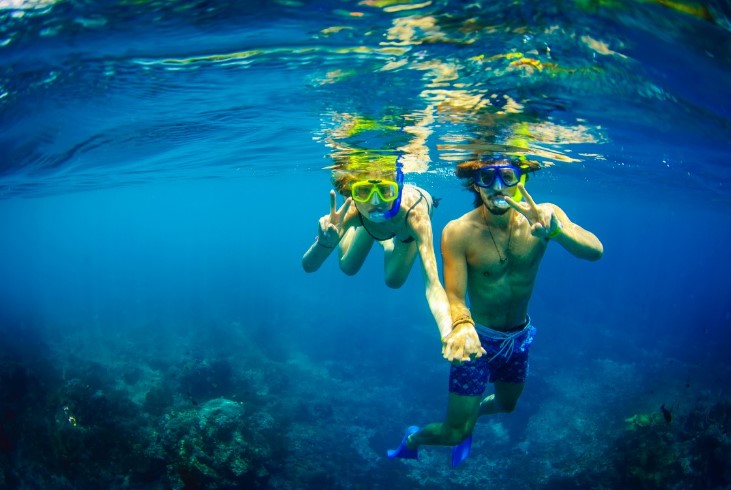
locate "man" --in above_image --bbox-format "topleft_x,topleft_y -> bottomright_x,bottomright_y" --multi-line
387,156 -> 603,467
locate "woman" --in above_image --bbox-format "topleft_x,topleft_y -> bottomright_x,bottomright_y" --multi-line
302,165 -> 453,342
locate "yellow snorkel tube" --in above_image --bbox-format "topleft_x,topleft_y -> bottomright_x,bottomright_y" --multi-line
512,156 -> 529,203
506,130 -> 533,203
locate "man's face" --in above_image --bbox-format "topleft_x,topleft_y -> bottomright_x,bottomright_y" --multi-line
473,164 -> 522,215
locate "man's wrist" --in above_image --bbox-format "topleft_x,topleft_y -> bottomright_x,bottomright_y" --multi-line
547,217 -> 563,239
451,317 -> 475,330
442,318 -> 474,342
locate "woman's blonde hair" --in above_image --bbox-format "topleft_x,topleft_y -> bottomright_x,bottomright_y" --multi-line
330,153 -> 399,197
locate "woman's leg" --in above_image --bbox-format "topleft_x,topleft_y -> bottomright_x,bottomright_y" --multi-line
382,240 -> 418,288
338,227 -> 374,275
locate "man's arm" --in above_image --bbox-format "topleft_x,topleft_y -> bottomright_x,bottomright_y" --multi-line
506,183 -> 603,262
441,220 -> 471,323
441,219 -> 486,362
546,204 -> 603,261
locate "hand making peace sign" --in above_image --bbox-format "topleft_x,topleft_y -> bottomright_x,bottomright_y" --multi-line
317,190 -> 352,248
504,183 -> 562,239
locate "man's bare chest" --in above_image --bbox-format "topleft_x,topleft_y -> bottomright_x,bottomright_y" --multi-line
467,230 -> 545,277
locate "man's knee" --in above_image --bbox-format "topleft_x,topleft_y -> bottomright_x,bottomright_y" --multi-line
493,382 -> 524,414
496,398 -> 519,413
443,422 -> 475,445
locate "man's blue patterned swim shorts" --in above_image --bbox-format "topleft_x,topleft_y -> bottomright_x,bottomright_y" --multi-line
449,318 -> 537,396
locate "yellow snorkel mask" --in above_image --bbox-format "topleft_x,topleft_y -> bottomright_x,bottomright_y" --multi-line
350,160 -> 404,222
351,179 -> 400,203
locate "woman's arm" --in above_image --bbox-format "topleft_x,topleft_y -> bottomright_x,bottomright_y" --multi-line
411,212 -> 452,340
301,191 -> 352,272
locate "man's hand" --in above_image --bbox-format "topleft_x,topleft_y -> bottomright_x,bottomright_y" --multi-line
442,321 -> 486,363
505,183 -> 562,239
318,190 -> 352,247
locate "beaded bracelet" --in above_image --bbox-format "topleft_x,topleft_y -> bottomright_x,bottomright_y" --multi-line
547,226 -> 563,239
547,218 -> 564,239
451,318 -> 475,329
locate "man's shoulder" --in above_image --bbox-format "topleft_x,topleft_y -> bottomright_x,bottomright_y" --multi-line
444,209 -> 480,236
448,207 -> 480,225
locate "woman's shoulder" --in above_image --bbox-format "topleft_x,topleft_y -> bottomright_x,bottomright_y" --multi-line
342,201 -> 362,226
403,183 -> 431,198
401,184 -> 433,208
399,184 -> 436,228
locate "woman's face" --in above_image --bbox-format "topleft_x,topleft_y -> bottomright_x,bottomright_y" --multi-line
350,176 -> 400,221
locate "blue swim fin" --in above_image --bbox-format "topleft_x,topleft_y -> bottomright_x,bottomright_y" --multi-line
387,426 -> 419,460
451,434 -> 472,468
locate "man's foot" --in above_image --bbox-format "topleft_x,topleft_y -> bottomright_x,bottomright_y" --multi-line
387,426 -> 419,460
451,434 -> 472,468
478,394 -> 494,416
379,239 -> 394,253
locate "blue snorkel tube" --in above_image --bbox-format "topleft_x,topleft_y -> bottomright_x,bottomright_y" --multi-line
369,157 -> 404,222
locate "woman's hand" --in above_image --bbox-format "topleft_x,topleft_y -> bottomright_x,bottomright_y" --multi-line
442,321 -> 486,363
317,190 -> 351,248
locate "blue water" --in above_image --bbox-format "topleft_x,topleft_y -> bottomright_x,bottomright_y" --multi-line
1,1 -> 731,488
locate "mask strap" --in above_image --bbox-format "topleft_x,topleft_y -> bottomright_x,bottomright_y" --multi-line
372,157 -> 403,221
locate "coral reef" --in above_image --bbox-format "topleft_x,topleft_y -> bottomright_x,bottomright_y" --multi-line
154,398 -> 272,489
1,321 -> 730,489
587,397 -> 731,489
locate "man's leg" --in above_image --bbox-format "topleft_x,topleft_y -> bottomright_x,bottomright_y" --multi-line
407,393 -> 481,448
478,381 -> 524,417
